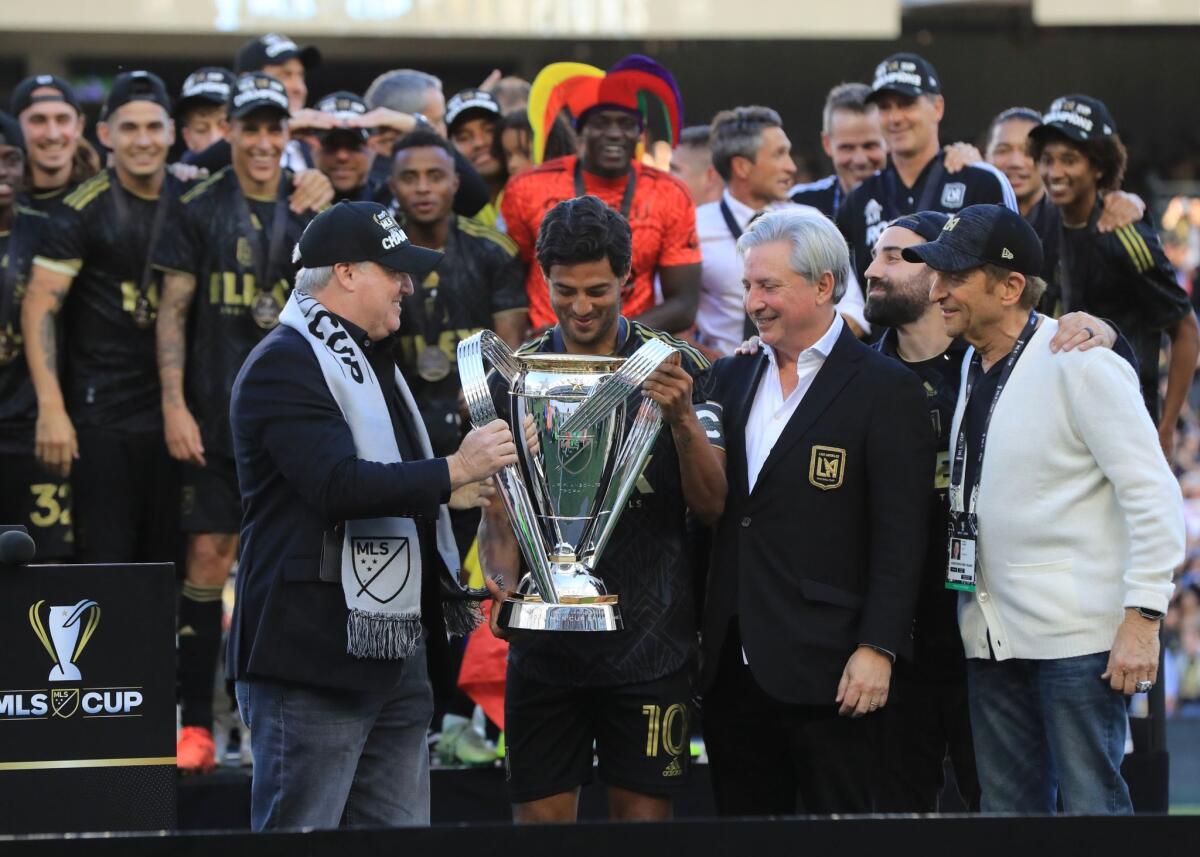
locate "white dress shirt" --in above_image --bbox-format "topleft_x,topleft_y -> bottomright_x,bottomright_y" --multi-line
745,313 -> 844,493
695,190 -> 868,358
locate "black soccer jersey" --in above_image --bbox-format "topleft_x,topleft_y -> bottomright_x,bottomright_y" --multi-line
153,166 -> 314,458
1048,201 -> 1193,419
837,153 -> 1017,287
395,215 -> 527,456
497,318 -> 715,688
20,183 -> 74,215
0,205 -> 51,454
789,173 -> 842,218
875,329 -> 967,679
33,168 -> 184,434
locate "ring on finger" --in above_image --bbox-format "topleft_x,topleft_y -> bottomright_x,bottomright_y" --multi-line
1083,326 -> 1095,339
1135,679 -> 1154,693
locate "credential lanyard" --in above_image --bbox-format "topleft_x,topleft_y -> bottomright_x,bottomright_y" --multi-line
234,175 -> 290,293
574,159 -> 637,220
949,310 -> 1040,514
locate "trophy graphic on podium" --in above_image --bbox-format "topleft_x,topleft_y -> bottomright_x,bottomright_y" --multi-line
29,599 -> 101,682
458,330 -> 675,631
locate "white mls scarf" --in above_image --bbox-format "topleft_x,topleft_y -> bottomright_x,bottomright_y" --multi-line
280,290 -> 480,659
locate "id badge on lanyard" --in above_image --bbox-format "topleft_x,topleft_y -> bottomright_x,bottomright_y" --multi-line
945,310 -> 1040,594
946,510 -> 978,591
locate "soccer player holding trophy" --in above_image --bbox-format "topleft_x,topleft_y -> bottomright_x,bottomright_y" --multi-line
469,196 -> 726,822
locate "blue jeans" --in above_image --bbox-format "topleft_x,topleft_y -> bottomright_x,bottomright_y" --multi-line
235,641 -> 434,830
966,652 -> 1131,814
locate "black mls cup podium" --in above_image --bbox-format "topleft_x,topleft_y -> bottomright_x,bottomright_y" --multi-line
0,527 -> 176,834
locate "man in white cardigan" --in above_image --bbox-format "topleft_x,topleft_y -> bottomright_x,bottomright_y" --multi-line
904,204 -> 1184,814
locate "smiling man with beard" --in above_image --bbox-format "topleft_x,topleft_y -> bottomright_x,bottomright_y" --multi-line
22,71 -> 184,570
151,72 -> 320,773
10,75 -> 98,214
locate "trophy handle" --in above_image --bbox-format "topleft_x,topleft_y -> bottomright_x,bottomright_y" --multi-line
458,330 -> 519,429
457,331 -> 559,602
580,397 -> 664,568
556,338 -> 676,437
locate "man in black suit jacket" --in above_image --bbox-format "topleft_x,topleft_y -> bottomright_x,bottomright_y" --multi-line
697,209 -> 934,815
228,201 -> 518,830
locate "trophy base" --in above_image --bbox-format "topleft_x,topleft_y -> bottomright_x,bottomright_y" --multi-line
498,595 -> 623,632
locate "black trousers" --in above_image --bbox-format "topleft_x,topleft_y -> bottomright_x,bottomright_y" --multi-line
872,661 -> 980,813
702,623 -> 872,815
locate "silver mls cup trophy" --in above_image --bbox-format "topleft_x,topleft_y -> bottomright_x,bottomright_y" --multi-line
458,330 -> 676,631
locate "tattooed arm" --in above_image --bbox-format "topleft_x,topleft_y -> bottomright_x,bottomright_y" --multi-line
21,264 -> 77,477
157,271 -> 206,466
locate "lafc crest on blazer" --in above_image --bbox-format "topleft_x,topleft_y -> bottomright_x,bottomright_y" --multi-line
809,445 -> 846,490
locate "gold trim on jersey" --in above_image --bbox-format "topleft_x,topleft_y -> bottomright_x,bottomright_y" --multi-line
1114,225 -> 1154,272
457,216 -> 519,256
180,167 -> 228,204
63,172 -> 111,211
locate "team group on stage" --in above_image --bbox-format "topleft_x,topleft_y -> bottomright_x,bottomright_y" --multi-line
0,33 -> 1189,828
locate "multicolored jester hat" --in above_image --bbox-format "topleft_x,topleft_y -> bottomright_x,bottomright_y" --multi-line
527,54 -> 684,165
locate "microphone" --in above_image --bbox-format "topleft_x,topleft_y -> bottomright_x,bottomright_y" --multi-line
0,528 -> 37,566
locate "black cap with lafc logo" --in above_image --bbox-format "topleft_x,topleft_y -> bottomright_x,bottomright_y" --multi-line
901,204 -> 1044,277
865,52 -> 941,103
295,201 -> 443,275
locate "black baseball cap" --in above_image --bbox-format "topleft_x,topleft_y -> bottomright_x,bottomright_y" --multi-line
865,53 -> 941,103
236,33 -> 321,74
890,211 -> 950,243
176,67 -> 236,118
228,73 -> 291,120
1029,95 -> 1117,144
446,88 -> 500,134
295,201 -> 442,275
0,112 -> 24,152
315,91 -> 370,143
99,70 -> 171,122
902,204 -> 1043,277
10,74 -> 82,117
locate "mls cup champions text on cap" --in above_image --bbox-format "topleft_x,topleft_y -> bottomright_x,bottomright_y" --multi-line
374,210 -> 408,251
1042,98 -> 1112,137
233,76 -> 288,111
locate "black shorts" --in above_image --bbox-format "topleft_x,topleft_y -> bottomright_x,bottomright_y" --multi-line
0,452 -> 74,560
73,428 -> 180,563
504,663 -> 692,804
180,455 -> 241,534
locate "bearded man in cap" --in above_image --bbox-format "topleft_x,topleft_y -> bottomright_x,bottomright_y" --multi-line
907,204 -> 1183,814
228,200 -> 520,829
